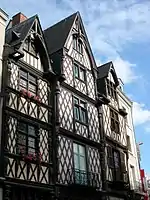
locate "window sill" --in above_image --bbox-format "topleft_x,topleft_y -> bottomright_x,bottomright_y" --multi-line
74,77 -> 86,84
74,119 -> 88,127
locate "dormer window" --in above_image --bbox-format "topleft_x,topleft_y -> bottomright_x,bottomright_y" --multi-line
106,79 -> 117,100
73,36 -> 83,54
24,35 -> 37,56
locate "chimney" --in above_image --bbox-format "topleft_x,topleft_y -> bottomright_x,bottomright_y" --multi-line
12,12 -> 27,27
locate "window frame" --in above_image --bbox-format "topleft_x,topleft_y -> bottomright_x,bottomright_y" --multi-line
110,108 -> 120,134
73,143 -> 87,185
73,143 -> 86,171
17,121 -> 37,155
107,146 -> 122,181
106,78 -> 117,100
73,97 -> 87,124
73,63 -> 86,82
19,68 -> 37,96
73,36 -> 83,54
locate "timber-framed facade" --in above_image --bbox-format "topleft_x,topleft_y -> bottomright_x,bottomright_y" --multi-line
44,11 -> 103,200
0,10 -> 144,200
1,13 -> 58,200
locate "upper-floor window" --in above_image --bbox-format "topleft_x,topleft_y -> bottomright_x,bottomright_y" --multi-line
73,36 -> 83,54
73,97 -> 87,124
127,135 -> 132,152
110,108 -> 120,134
106,79 -> 117,100
24,35 -> 37,56
20,69 -> 37,96
107,146 -> 121,181
74,63 -> 86,82
73,143 -> 87,184
17,121 -> 37,155
73,143 -> 86,170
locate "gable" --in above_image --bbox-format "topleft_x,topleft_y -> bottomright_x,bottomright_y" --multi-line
6,15 -> 52,73
64,12 -> 97,71
98,62 -> 119,86
44,12 -> 97,72
44,13 -> 77,55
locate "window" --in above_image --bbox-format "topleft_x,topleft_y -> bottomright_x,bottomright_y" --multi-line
20,69 -> 37,96
127,135 -> 132,152
130,165 -> 136,188
74,64 -> 79,78
73,36 -> 83,54
73,64 -> 86,82
74,97 -> 87,123
107,146 -> 122,181
73,143 -> 87,184
17,122 -> 37,155
110,109 -> 120,134
24,35 -> 37,56
106,79 -> 117,100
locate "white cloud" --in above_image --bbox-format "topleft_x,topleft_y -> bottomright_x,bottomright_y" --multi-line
133,102 -> 150,130
2,0 -> 150,83
113,57 -> 138,84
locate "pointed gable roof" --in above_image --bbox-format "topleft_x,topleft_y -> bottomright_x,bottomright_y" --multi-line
5,15 -> 36,48
98,61 -> 119,86
44,12 -> 97,70
44,12 -> 77,55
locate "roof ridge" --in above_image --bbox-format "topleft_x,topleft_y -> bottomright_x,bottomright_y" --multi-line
44,12 -> 78,32
6,14 -> 37,31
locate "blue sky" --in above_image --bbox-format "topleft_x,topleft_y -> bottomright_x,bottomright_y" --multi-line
1,0 -> 150,174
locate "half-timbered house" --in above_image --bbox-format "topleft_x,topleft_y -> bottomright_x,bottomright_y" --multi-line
1,12 -> 57,200
44,12 -> 103,200
97,62 -> 130,200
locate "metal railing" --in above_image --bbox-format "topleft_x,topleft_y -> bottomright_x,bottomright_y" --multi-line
67,168 -> 101,188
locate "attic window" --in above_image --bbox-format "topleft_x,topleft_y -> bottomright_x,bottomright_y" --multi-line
73,36 -> 83,54
24,36 -> 37,56
106,79 -> 117,100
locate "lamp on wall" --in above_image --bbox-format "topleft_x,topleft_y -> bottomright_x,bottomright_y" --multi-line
3,44 -> 24,60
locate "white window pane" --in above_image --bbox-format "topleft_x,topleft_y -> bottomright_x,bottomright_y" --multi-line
80,69 -> 85,81
74,106 -> 80,120
18,134 -> 26,145
79,156 -> 86,170
28,125 -> 35,136
29,83 -> 36,94
80,109 -> 86,123
20,78 -> 27,88
74,64 -> 79,78
73,143 -> 78,153
28,137 -> 35,148
74,154 -> 79,169
79,145 -> 85,155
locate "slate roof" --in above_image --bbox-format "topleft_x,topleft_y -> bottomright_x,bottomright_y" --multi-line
44,12 -> 77,55
98,61 -> 119,85
5,15 -> 36,48
97,61 -> 113,79
44,12 -> 97,71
